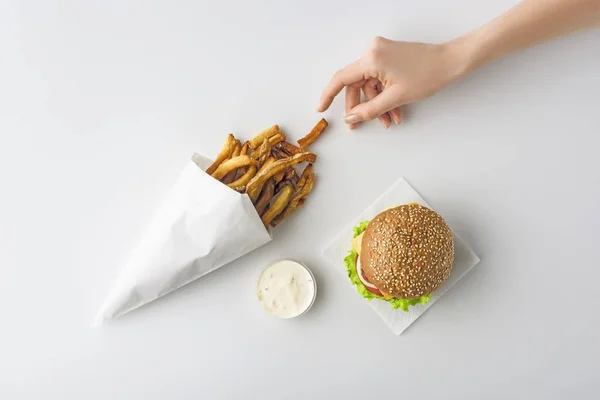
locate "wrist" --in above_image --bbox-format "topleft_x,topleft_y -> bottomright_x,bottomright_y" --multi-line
442,32 -> 486,82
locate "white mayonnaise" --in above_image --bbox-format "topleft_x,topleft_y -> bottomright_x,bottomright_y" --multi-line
257,260 -> 316,319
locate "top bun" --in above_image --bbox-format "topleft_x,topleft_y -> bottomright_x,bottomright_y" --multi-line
359,204 -> 454,299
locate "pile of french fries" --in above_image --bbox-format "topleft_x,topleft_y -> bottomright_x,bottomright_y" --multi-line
206,119 -> 328,228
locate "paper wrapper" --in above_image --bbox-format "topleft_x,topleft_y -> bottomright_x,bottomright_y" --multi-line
94,154 -> 271,325
322,178 -> 480,335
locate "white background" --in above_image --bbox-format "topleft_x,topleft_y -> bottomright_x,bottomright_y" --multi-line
1,1 -> 599,399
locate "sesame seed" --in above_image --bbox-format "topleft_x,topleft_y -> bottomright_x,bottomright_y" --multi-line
359,204 -> 454,299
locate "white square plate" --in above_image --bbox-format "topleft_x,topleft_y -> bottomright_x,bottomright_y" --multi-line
321,178 -> 480,335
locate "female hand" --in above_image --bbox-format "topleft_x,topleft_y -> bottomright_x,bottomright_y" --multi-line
317,36 -> 466,129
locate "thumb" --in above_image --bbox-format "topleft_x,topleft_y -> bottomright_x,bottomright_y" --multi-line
344,85 -> 403,124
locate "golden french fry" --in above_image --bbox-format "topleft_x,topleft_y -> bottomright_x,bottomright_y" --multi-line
221,140 -> 242,184
206,134 -> 236,175
249,125 -> 280,149
252,138 -> 271,168
246,152 -> 316,202
212,155 -> 257,180
298,118 -> 328,148
261,183 -> 294,227
259,157 -> 276,174
271,173 -> 315,227
228,165 -> 256,190
276,168 -> 299,192
268,133 -> 286,147
295,164 -> 313,191
240,142 -> 250,156
254,178 -> 275,215
279,141 -> 302,155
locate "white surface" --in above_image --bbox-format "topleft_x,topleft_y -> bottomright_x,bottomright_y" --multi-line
95,155 -> 271,324
1,1 -> 599,399
322,178 -> 481,335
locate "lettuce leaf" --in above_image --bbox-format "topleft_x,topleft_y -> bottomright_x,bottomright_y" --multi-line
345,220 -> 431,312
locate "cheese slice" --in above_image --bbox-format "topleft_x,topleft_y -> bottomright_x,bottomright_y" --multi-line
352,231 -> 394,300
351,232 -> 364,255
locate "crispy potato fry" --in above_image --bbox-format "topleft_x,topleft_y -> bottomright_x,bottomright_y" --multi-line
261,183 -> 294,227
246,152 -> 316,202
271,173 -> 315,227
273,169 -> 286,183
206,134 -> 236,175
295,164 -> 313,191
252,138 -> 271,168
268,133 -> 286,147
271,146 -> 287,160
228,165 -> 256,190
298,118 -> 328,148
212,155 -> 257,180
259,157 -> 276,173
221,140 -> 242,184
254,178 -> 275,215
279,141 -> 302,155
240,142 -> 250,156
249,125 -> 280,149
276,168 -> 299,192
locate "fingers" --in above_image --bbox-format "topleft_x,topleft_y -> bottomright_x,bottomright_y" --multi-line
345,85 -> 361,130
317,60 -> 365,112
361,79 -> 392,129
345,84 -> 403,124
389,107 -> 403,125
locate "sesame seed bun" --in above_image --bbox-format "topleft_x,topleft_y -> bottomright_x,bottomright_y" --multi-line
359,204 -> 454,299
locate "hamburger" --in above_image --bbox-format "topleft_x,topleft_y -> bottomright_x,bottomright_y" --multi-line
344,203 -> 454,311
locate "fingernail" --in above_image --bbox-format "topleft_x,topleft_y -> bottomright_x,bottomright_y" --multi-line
380,120 -> 390,129
392,115 -> 401,125
344,114 -> 359,124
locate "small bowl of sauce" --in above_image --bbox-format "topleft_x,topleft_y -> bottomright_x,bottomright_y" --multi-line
257,260 -> 316,319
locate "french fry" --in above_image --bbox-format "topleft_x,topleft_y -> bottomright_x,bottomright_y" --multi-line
249,125 -> 280,149
228,165 -> 256,190
276,168 -> 299,192
240,142 -> 250,156
212,155 -> 257,180
261,183 -> 294,227
295,164 -> 313,191
271,173 -> 315,227
268,133 -> 286,147
246,152 -> 315,202
271,145 -> 287,160
206,134 -> 236,175
221,140 -> 242,184
252,138 -> 271,168
254,178 -> 275,215
279,141 -> 302,155
298,118 -> 328,148
259,157 -> 276,174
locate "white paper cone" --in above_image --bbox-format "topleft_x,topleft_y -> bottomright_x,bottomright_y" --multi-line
94,154 -> 271,325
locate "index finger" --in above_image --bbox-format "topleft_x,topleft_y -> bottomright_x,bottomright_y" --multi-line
317,60 -> 365,112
